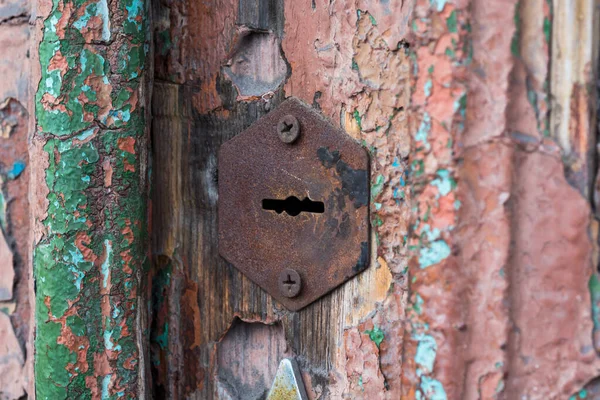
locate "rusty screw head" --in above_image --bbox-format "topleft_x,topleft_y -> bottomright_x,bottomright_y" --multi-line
278,268 -> 302,298
277,115 -> 300,144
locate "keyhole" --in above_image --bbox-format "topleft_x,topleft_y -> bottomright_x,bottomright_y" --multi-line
262,196 -> 325,216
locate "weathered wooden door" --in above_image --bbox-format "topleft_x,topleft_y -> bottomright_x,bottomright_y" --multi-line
2,0 -> 598,399
149,0 -> 600,398
150,1 -> 412,397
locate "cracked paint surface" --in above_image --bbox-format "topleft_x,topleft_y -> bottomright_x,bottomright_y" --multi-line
284,1 -> 413,398
32,0 -> 149,396
401,1 -> 468,398
149,0 -> 600,398
404,0 -> 600,398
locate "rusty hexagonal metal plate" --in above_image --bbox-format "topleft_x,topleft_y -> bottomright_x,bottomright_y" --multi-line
218,97 -> 370,311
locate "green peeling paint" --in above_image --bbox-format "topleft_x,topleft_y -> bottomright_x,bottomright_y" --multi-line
371,174 -> 385,199
446,11 -> 457,33
368,14 -> 377,26
589,274 -> 600,345
354,110 -> 363,130
365,326 -> 385,348
34,0 -> 148,396
511,1 -> 521,57
0,184 -> 5,230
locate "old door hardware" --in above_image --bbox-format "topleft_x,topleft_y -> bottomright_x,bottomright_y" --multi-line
218,97 -> 370,311
278,268 -> 302,298
266,358 -> 308,400
277,114 -> 300,143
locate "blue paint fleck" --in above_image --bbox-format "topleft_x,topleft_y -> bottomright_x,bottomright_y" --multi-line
7,160 -> 26,180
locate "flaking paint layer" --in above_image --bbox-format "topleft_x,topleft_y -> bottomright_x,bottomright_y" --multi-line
33,0 -> 149,396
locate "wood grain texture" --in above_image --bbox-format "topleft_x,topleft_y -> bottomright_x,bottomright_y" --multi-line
150,0 -> 411,398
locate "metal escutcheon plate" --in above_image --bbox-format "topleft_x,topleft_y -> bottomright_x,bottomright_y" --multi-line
218,97 -> 370,311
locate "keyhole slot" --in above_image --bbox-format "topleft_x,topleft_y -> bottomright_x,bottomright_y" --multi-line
262,196 -> 325,216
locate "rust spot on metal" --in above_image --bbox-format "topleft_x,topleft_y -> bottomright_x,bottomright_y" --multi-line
218,97 -> 370,311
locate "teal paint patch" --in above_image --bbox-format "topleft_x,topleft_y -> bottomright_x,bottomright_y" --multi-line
154,322 -> 168,350
104,327 -> 115,350
424,79 -> 433,98
431,169 -> 455,197
413,293 -> 424,315
569,389 -> 589,400
368,14 -> 377,26
430,0 -> 448,12
419,376 -> 448,400
102,374 -> 112,399
414,334 -> 437,373
101,239 -> 112,288
73,1 -> 111,41
416,112 -> 431,150
371,174 -> 385,199
419,240 -> 451,269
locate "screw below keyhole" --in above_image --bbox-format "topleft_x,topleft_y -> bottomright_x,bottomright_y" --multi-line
278,268 -> 302,298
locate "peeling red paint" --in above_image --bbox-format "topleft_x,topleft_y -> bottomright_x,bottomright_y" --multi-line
75,231 -> 97,263
102,157 -> 113,187
117,137 -> 136,154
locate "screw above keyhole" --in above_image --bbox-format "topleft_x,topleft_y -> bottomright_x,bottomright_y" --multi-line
278,268 -> 302,298
277,115 -> 300,144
